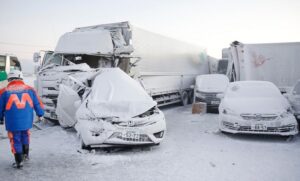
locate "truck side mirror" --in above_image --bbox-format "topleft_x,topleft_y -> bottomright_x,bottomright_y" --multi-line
33,52 -> 41,63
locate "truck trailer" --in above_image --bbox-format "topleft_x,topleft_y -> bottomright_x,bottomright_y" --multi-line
224,41 -> 300,93
34,21 -> 209,121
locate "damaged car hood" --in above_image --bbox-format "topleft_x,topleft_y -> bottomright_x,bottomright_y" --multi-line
76,68 -> 157,120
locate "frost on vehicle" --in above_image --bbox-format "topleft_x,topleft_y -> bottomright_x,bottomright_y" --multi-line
34,22 -> 210,121
218,81 -> 298,136
224,41 -> 300,93
286,80 -> 300,119
194,74 -> 229,110
56,68 -> 166,148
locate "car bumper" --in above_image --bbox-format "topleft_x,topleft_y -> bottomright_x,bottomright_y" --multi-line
194,96 -> 221,107
219,114 -> 298,136
76,112 -> 166,147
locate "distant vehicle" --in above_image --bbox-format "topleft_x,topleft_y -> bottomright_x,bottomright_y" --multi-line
0,54 -> 22,88
194,74 -> 229,111
285,80 -> 300,120
56,68 -> 166,148
223,41 -> 300,93
0,54 -> 21,79
33,21 -> 209,121
218,81 -> 298,136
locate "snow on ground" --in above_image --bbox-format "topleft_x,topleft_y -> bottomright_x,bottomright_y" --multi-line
1,105 -> 300,181
0,75 -> 300,181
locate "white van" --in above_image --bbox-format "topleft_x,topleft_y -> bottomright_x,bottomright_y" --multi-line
194,74 -> 229,111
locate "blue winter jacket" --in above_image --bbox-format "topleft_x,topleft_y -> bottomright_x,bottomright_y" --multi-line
0,80 -> 44,131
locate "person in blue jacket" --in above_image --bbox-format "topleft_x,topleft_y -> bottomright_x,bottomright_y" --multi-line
0,70 -> 44,168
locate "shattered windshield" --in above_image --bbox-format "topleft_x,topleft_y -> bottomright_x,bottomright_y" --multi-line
44,54 -> 63,66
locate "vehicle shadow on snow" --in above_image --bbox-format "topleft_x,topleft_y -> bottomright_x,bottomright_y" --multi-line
80,144 -> 160,155
218,131 -> 299,143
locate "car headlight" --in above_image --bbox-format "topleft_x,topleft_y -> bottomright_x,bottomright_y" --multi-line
222,108 -> 237,116
280,108 -> 293,118
195,90 -> 205,98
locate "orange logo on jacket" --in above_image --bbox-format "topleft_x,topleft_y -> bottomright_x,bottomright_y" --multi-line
6,93 -> 33,110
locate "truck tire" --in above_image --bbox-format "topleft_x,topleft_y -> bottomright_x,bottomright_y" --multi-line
181,91 -> 189,106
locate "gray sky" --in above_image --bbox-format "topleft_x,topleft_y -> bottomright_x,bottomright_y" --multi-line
1,0 -> 300,63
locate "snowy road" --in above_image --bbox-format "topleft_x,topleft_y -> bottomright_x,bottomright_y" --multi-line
1,105 -> 300,181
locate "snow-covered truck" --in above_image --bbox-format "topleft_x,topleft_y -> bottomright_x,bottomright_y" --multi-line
34,21 -> 209,121
224,41 -> 300,93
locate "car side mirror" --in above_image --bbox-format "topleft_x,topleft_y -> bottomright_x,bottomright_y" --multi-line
216,93 -> 224,99
33,52 -> 41,63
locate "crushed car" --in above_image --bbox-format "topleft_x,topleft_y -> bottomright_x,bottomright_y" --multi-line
218,81 -> 298,136
56,68 -> 166,148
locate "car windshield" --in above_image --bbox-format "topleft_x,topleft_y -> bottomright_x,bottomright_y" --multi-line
226,82 -> 281,98
197,75 -> 229,90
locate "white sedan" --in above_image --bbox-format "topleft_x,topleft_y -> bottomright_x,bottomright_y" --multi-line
218,81 -> 298,136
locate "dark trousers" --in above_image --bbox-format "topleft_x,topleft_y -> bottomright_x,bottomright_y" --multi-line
7,130 -> 30,154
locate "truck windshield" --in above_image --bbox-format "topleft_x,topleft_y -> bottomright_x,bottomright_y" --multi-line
44,54 -> 63,66
0,56 -> 5,71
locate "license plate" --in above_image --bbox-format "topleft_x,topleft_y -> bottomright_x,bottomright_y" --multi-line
211,101 -> 220,105
251,124 -> 267,131
122,131 -> 140,140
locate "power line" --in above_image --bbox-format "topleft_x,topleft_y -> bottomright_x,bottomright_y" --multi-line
0,41 -> 52,48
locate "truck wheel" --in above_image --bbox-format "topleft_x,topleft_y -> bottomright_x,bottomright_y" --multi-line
181,91 -> 189,106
